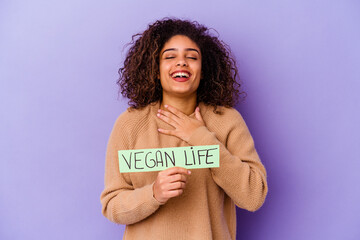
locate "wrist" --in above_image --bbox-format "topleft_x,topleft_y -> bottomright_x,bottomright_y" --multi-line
152,182 -> 166,205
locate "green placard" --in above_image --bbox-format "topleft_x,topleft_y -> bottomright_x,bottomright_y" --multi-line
118,145 -> 219,173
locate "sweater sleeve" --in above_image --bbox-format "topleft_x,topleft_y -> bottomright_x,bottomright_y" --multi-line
100,115 -> 162,225
187,112 -> 268,212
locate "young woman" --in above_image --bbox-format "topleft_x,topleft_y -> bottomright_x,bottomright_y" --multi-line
100,18 -> 268,240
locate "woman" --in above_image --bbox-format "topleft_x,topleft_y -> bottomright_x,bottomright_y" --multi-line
100,18 -> 268,240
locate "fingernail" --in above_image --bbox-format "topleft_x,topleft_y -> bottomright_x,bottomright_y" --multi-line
164,104 -> 168,108
188,170 -> 191,174
157,113 -> 160,117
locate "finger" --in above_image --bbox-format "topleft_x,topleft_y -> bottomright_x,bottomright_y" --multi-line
169,173 -> 187,183
157,128 -> 178,137
164,104 -> 187,118
157,113 -> 179,127
195,107 -> 204,122
163,166 -> 191,176
166,189 -> 184,198
158,109 -> 182,124
168,181 -> 186,190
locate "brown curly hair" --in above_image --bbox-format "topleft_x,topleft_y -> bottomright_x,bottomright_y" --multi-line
118,18 -> 246,110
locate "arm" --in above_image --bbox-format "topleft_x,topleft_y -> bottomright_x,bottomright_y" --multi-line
100,116 -> 162,225
187,115 -> 268,212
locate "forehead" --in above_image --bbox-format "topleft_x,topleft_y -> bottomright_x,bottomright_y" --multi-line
161,35 -> 200,52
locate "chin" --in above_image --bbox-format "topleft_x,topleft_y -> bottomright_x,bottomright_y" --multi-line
165,88 -> 197,97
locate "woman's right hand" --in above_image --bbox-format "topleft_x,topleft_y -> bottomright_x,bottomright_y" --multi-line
152,167 -> 191,204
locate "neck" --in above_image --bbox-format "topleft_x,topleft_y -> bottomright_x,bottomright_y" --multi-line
160,92 -> 197,115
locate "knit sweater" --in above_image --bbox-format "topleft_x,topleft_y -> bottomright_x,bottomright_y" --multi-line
100,101 -> 268,240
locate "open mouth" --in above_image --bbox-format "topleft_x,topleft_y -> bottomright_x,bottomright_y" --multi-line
171,71 -> 191,82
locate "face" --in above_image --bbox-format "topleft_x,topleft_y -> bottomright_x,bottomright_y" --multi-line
159,35 -> 202,99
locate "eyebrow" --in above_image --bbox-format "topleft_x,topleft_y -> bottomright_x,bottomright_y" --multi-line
162,48 -> 200,56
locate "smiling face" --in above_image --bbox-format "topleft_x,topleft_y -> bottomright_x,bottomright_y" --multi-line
159,35 -> 202,99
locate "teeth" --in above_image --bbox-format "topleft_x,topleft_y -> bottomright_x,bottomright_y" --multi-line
171,72 -> 190,78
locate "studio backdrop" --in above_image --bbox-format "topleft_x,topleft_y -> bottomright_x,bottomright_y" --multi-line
1,0 -> 359,239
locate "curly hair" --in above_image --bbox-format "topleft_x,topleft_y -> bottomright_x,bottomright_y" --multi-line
118,18 -> 246,111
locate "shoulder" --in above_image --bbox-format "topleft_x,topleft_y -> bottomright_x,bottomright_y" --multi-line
200,104 -> 254,144
200,103 -> 250,138
115,105 -> 152,123
201,103 -> 245,125
108,103 -> 156,148
112,103 -> 155,133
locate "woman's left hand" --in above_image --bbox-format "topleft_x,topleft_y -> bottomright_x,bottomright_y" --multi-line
157,105 -> 205,142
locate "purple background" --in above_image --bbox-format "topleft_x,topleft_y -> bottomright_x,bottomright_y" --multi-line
1,1 -> 359,239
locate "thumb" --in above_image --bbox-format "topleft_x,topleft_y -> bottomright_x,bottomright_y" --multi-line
195,107 -> 204,122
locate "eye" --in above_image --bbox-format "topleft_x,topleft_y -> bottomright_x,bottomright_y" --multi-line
187,57 -> 197,60
163,54 -> 176,59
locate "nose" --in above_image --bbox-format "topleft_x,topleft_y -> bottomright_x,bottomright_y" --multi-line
176,57 -> 187,67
